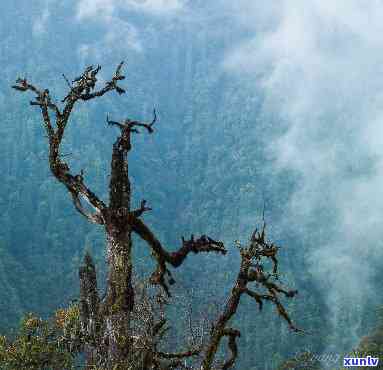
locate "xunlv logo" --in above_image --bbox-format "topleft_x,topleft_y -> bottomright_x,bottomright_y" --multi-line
344,356 -> 379,367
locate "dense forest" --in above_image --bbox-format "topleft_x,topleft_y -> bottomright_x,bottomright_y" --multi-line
1,1 -> 383,369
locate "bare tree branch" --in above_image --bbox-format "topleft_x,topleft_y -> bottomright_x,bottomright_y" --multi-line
155,348 -> 200,360
12,63 -> 127,223
107,108 -> 156,135
70,191 -> 104,225
13,79 -> 56,137
221,328 -> 240,370
131,199 -> 152,218
123,108 -> 157,133
130,216 -> 226,295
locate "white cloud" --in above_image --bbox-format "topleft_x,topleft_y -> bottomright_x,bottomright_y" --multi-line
223,0 -> 383,346
75,0 -> 184,57
77,16 -> 142,62
102,16 -> 142,52
128,0 -> 184,14
32,6 -> 50,36
76,0 -> 115,19
76,0 -> 184,20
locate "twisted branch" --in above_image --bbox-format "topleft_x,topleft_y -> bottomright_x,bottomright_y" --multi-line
130,216 -> 226,295
221,328 -> 240,370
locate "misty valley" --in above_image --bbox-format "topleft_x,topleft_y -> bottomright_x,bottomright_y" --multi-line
0,1 -> 383,369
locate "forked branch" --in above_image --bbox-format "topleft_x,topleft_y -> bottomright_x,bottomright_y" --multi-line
108,109 -> 156,133
131,200 -> 152,218
12,63 -> 127,223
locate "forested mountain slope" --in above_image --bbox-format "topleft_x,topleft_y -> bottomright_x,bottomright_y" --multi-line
1,1 -> 382,368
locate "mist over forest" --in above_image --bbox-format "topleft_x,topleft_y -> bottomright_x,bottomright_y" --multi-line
1,1 -> 383,369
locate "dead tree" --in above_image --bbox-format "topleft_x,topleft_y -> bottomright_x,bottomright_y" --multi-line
200,223 -> 300,369
13,63 -> 299,369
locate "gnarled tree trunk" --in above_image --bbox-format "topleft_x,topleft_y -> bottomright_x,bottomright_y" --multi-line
102,230 -> 134,367
101,136 -> 135,367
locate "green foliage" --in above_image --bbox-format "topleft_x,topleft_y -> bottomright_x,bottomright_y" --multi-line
0,305 -> 81,370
